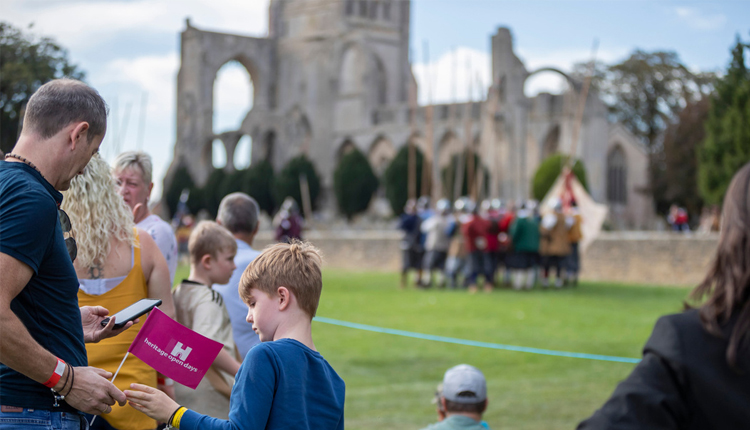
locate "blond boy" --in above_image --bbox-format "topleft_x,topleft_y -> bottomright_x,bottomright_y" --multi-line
125,240 -> 346,429
171,221 -> 242,419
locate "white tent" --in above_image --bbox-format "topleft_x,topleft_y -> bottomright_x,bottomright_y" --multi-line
539,173 -> 608,253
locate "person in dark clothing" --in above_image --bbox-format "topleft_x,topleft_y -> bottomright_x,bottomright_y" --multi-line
578,161 -> 750,430
398,199 -> 423,288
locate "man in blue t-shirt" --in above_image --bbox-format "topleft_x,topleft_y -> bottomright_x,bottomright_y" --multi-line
0,79 -> 131,428
215,192 -> 262,359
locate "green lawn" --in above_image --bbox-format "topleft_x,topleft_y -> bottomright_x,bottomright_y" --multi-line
175,267 -> 691,429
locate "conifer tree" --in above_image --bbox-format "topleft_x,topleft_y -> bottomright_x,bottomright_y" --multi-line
699,37 -> 750,205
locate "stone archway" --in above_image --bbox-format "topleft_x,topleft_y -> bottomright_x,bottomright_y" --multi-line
437,130 -> 460,169
368,136 -> 395,176
523,67 -> 579,93
212,59 -> 255,135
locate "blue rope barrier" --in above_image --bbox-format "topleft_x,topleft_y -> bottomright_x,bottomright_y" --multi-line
313,316 -> 641,364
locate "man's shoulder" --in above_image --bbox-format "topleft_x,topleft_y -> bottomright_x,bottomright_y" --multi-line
420,416 -> 487,430
0,170 -> 54,205
235,245 -> 262,266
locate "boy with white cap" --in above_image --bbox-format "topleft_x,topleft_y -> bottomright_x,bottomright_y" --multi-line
422,364 -> 490,430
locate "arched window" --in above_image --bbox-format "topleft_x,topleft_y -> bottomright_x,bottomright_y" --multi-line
368,136 -> 395,176
372,56 -> 387,106
212,139 -> 227,169
345,0 -> 354,15
607,146 -> 627,204
234,135 -> 252,169
369,1 -> 379,19
213,60 -> 254,134
340,46 -> 364,95
359,0 -> 367,17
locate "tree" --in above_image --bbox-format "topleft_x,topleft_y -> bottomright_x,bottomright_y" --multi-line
699,37 -> 750,205
575,50 -> 714,149
333,148 -> 379,220
240,160 -> 276,215
202,168 -> 229,218
573,50 -> 715,214
440,150 -> 489,202
382,145 -> 425,215
273,155 -> 321,212
652,97 -> 710,215
163,165 -> 201,218
532,154 -> 588,201
0,22 -> 85,153
218,169 -> 245,206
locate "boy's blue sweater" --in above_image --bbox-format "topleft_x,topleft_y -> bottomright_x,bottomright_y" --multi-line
180,338 -> 345,430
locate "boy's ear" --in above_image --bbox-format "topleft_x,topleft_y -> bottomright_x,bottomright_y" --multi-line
200,253 -> 212,270
277,286 -> 290,311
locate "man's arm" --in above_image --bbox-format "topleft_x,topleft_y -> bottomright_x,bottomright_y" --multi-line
0,252 -> 126,414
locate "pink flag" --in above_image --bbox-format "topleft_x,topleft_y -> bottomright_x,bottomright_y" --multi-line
128,307 -> 223,389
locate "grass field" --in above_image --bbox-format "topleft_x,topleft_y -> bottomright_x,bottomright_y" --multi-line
175,267 -> 691,429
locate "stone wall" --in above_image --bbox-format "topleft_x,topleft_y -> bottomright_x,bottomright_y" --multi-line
253,231 -> 719,287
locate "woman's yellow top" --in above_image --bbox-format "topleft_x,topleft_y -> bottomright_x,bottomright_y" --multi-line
78,231 -> 157,430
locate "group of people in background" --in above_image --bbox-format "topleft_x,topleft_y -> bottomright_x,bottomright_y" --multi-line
399,196 -> 583,292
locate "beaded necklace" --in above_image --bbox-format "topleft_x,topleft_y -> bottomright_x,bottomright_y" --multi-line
5,153 -> 46,181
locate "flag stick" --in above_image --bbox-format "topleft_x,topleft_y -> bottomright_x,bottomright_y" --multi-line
90,352 -> 130,426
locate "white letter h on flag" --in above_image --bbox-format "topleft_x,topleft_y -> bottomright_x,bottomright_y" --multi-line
171,342 -> 192,361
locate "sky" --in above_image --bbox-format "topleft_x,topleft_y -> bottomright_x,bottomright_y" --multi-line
4,0 -> 749,199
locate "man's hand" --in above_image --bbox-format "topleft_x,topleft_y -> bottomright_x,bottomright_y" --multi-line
80,306 -> 137,343
125,383 -> 180,423
65,367 -> 127,415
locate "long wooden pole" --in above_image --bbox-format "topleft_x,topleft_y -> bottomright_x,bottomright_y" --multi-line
421,40 -> 433,198
568,39 -> 599,168
408,52 -> 418,200
465,60 -> 475,200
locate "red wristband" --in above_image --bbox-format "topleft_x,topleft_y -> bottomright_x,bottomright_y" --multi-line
43,358 -> 66,388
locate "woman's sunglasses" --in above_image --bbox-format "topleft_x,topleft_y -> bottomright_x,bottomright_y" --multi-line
58,209 -> 77,262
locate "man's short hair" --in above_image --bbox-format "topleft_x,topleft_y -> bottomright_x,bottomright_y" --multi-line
23,79 -> 108,143
188,221 -> 238,264
239,241 -> 323,319
443,399 -> 487,415
113,151 -> 153,184
217,193 -> 260,235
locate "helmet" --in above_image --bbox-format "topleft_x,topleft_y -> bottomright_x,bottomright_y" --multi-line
454,199 -> 465,212
436,198 -> 451,214
404,199 -> 417,214
463,198 -> 477,214
417,196 -> 431,211
281,197 -> 299,213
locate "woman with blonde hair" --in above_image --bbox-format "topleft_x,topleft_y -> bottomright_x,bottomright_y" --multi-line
578,162 -> 750,429
62,154 -> 176,430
